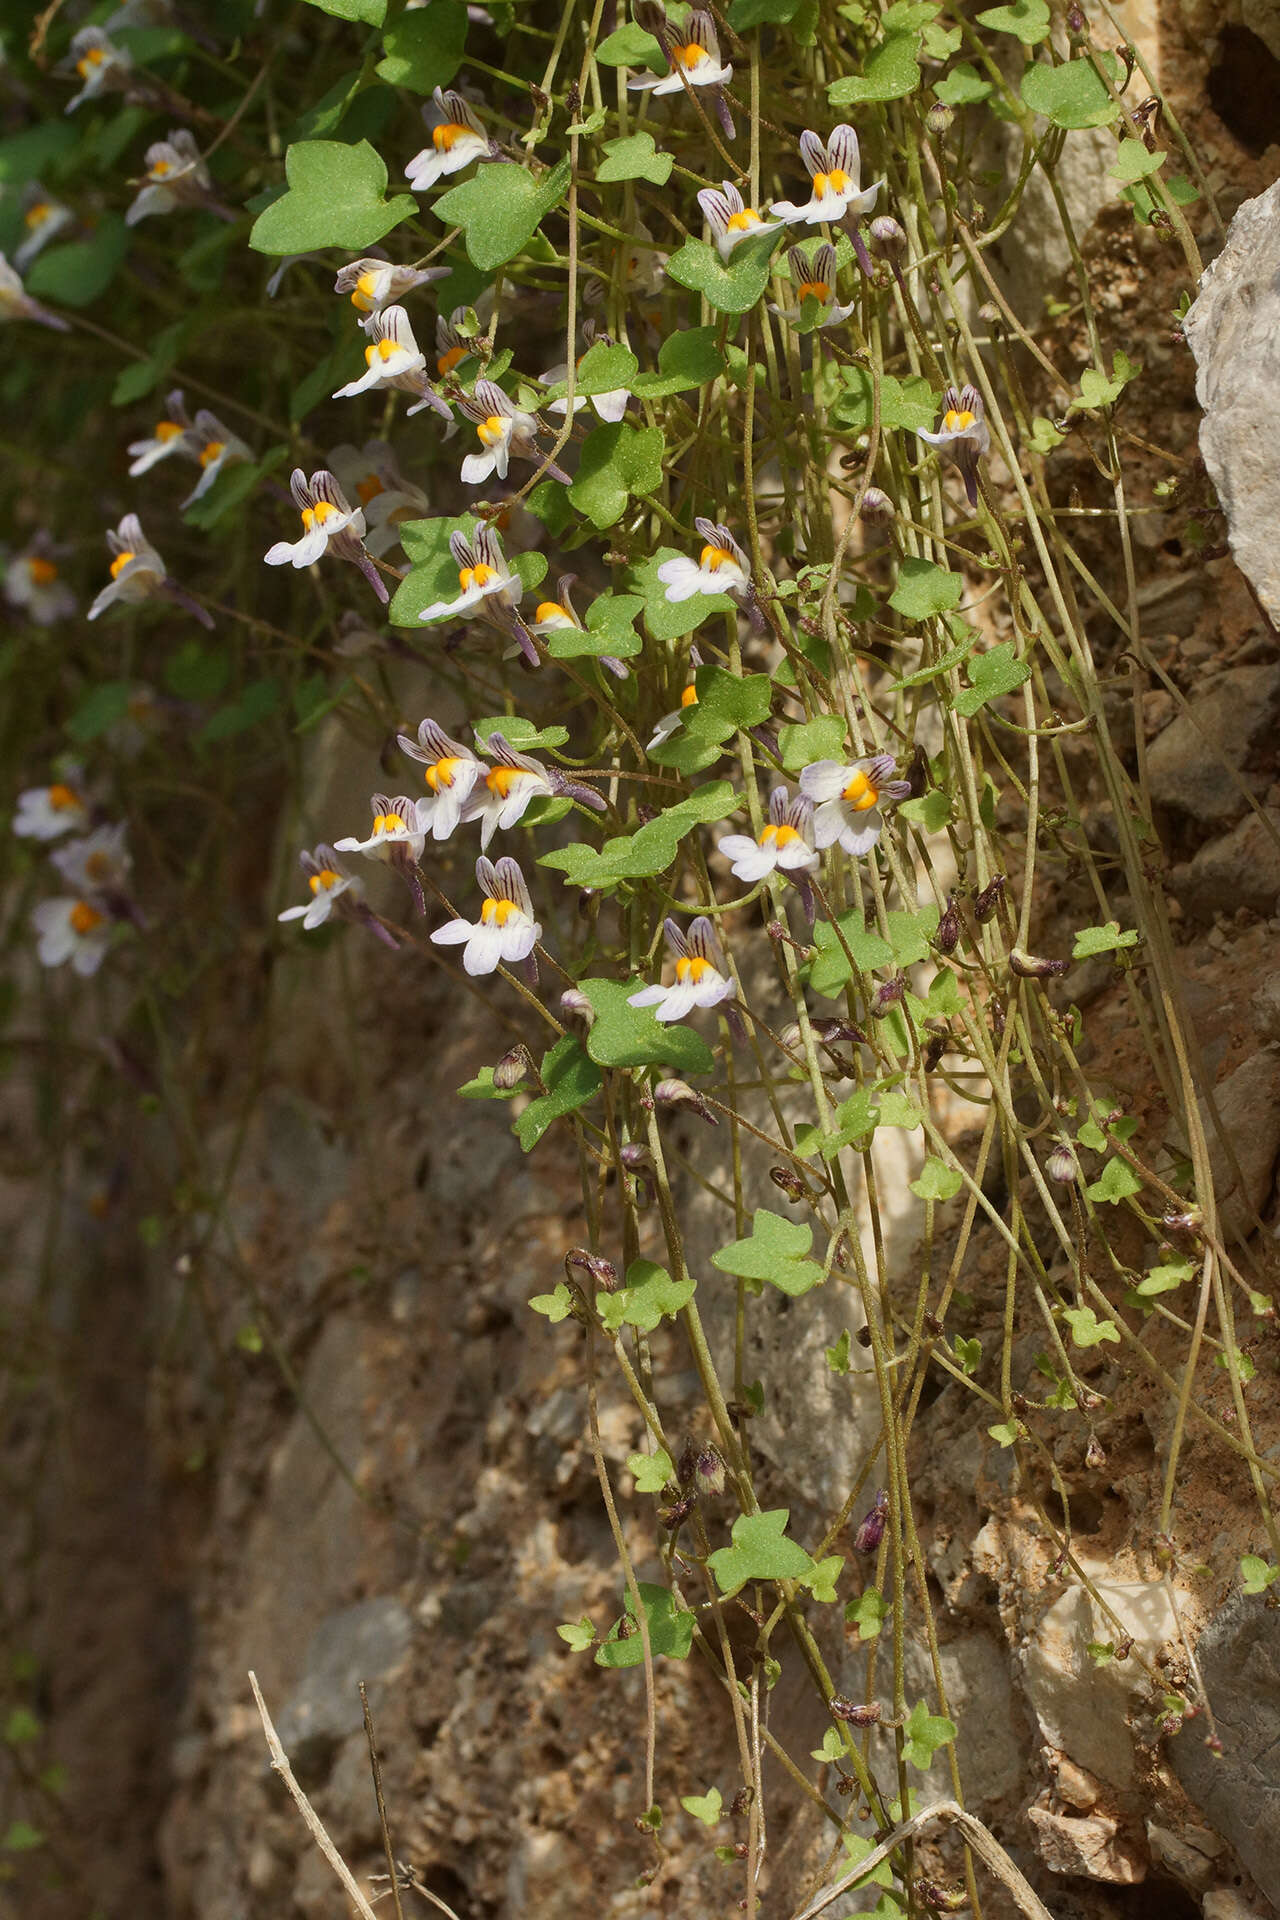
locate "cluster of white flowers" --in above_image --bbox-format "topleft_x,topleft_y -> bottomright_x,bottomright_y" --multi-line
14,771 -> 133,977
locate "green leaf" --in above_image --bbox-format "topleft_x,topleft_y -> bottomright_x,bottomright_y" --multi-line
1071,921 -> 1139,959
456,1066 -> 519,1102
198,679 -> 282,745
954,1335 -> 981,1375
185,453 -> 283,533
1109,137 -> 1166,182
249,140 -> 416,254
708,1509 -> 816,1596
778,714 -> 847,771
976,0 -> 1050,42
712,1209 -> 826,1297
598,1258 -> 695,1333
1085,1157 -> 1142,1205
596,1583 -> 693,1666
889,558 -> 965,621
547,592 -> 645,661
828,35 -> 921,104
557,1616 -> 597,1650
578,978 -> 716,1074
832,366 -> 937,433
1021,52 -> 1123,130
1,1822 -> 44,1853
681,1785 -> 723,1825
569,422 -> 665,529
838,1832 -> 895,1888
910,1158 -> 963,1201
3,1708 -> 40,1747
628,1446 -> 675,1492
805,1554 -> 845,1603
632,326 -> 726,398
1027,414 -> 1066,454
375,3 -> 468,92
826,1329 -> 852,1373
164,640 -> 229,703
596,22 -> 665,68
988,1418 -> 1023,1447
542,340 -> 639,401
541,782 -> 735,892
922,19 -> 962,56
596,131 -> 673,186
812,1726 -> 845,1763
1068,350 -> 1141,413
529,1281 -> 575,1322
432,158 -> 571,271
845,1587 -> 890,1640
809,913 -> 893,997
1241,1554 -> 1280,1596
1062,1306 -> 1121,1348
26,216 -> 128,308
305,0 -> 385,19
648,666 -> 772,772
632,547 -> 736,642
952,641 -> 1031,716
66,682 -> 133,745
0,122 -> 76,184
902,1699 -> 957,1770
472,713 -> 568,751
513,1037 -> 603,1151
897,788 -> 951,832
1134,1257 -> 1194,1298
933,60 -> 994,104
665,225 -> 784,315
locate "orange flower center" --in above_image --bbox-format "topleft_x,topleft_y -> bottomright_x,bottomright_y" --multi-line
300,500 -> 339,531
535,600 -> 572,626
365,337 -> 401,366
943,408 -> 976,433
841,770 -> 879,811
24,203 -> 51,228
27,556 -> 58,585
48,784 -> 82,811
459,562 -> 497,593
77,47 -> 106,75
725,208 -> 761,232
198,440 -> 225,468
70,900 -> 104,935
308,869 -> 341,894
761,823 -> 801,848
433,122 -> 470,151
798,279 -> 829,302
371,811 -> 403,836
480,897 -> 517,926
675,41 -> 709,68
437,344 -> 467,377
155,420 -> 185,443
424,756 -> 462,793
699,543 -> 736,572
812,168 -> 850,198
351,270 -> 379,312
477,414 -> 508,447
675,955 -> 713,983
485,765 -> 521,799
109,550 -> 136,580
152,158 -> 171,177
680,683 -> 699,708
356,474 -> 384,505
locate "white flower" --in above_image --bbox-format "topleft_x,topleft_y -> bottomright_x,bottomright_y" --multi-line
397,718 -> 482,840
405,88 -> 491,193
771,242 -> 856,327
14,185 -> 72,271
697,181 -> 781,262
181,410 -> 252,507
456,378 -> 567,487
0,254 -> 70,333
718,786 -> 818,883
462,733 -> 555,849
87,514 -> 166,621
63,28 -> 133,113
799,753 -> 912,856
657,518 -> 750,603
50,823 -> 130,896
13,776 -> 89,841
125,129 -> 213,225
916,384 -> 990,508
628,9 -> 732,94
264,468 -> 366,568
430,855 -> 541,976
127,389 -> 198,475
769,124 -> 881,227
333,256 -> 448,330
540,320 -> 631,424
334,794 -> 426,865
5,541 -> 75,624
31,897 -> 111,976
333,304 -> 429,398
278,845 -> 362,930
418,524 -> 519,622
628,916 -> 736,1024
647,680 -> 699,751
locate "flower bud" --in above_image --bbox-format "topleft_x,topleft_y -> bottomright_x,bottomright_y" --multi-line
858,486 -> 894,525
619,1142 -> 651,1172
830,1696 -> 881,1726
653,1078 -> 718,1124
973,874 -> 1006,923
560,987 -> 595,1024
852,1489 -> 888,1554
1085,1436 -> 1106,1470
1010,947 -> 1070,979
769,1165 -> 809,1204
925,102 -> 954,140
871,974 -> 906,1017
659,1493 -> 695,1529
493,1045 -> 529,1091
935,896 -> 961,955
1066,3 -> 1087,37
869,215 -> 906,257
1046,1141 -> 1078,1185
564,1247 -> 618,1291
696,1445 -> 725,1496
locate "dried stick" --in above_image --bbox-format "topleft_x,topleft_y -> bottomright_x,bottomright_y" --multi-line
788,1800 -> 1055,1920
249,1670 -> 379,1920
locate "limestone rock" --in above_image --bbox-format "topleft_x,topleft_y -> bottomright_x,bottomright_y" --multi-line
1251,972 -> 1280,1042
1173,810 -> 1280,919
1199,1044 -> 1280,1237
275,1596 -> 412,1768
1145,665 -> 1280,826
1022,1581 -> 1186,1787
1185,178 -> 1280,627
1027,1806 -> 1146,1883
1171,1592 -> 1280,1900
